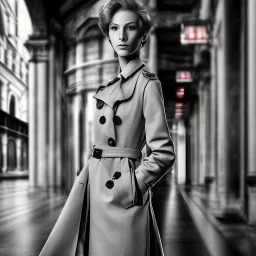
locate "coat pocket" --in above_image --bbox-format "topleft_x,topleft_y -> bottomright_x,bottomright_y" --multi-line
113,158 -> 143,209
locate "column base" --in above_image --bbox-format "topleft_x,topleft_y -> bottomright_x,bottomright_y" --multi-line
246,175 -> 256,226
1,167 -> 7,173
205,176 -> 219,201
214,208 -> 246,224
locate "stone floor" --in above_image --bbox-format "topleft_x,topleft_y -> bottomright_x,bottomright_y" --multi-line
0,173 -> 241,256
180,185 -> 256,256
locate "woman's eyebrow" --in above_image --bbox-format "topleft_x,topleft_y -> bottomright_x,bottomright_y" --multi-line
110,22 -> 137,26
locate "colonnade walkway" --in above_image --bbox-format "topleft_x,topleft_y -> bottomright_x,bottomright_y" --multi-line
0,173 -> 242,256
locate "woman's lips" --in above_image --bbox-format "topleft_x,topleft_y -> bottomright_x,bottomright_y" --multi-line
118,45 -> 128,49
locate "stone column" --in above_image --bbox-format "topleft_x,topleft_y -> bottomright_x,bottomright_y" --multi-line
25,37 -> 49,187
171,123 -> 178,181
147,31 -> 158,75
48,35 -> 56,187
216,1 -> 229,210
16,137 -> 22,171
198,82 -> 206,185
216,0 -> 237,212
1,133 -> 7,173
192,101 -> 200,185
177,120 -> 186,184
73,41 -> 84,180
204,84 -> 215,196
247,0 -> 256,224
209,45 -> 218,200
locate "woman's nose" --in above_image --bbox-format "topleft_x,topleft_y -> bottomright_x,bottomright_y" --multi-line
119,28 -> 127,41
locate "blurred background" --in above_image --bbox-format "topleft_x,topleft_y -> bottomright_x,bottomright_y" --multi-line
0,0 -> 256,255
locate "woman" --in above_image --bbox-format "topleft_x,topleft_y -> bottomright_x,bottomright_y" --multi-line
39,0 -> 175,255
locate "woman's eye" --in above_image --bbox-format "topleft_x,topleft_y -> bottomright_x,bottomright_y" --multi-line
110,26 -> 118,31
127,26 -> 136,30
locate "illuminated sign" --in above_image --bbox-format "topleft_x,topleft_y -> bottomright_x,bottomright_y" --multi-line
176,87 -> 184,99
181,20 -> 210,44
176,71 -> 193,83
175,103 -> 183,108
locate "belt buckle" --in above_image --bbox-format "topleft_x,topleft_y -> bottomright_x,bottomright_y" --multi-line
93,148 -> 102,159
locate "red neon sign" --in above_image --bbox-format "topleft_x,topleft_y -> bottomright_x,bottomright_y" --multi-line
176,71 -> 192,83
181,21 -> 210,44
175,103 -> 183,108
176,87 -> 184,99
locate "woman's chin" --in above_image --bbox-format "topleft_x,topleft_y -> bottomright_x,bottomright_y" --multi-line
116,50 -> 140,58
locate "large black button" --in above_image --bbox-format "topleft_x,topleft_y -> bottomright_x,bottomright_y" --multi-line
92,148 -> 102,159
99,116 -> 106,124
96,100 -> 104,109
113,116 -> 122,125
108,137 -> 116,147
112,172 -> 121,179
105,180 -> 114,189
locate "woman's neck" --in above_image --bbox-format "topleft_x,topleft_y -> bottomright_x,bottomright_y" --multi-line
118,53 -> 140,70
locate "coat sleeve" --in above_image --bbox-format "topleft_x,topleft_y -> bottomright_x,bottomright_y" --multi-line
135,79 -> 176,195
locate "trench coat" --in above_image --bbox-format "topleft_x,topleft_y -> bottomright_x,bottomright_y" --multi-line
39,57 -> 175,256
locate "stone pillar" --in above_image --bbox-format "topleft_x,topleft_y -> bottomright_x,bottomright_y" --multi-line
198,82 -> 206,185
216,0 -> 238,213
192,101 -> 200,185
177,120 -> 186,184
48,35 -> 56,187
247,0 -> 256,225
55,37 -> 64,188
209,45 -> 218,200
204,84 -> 215,196
73,41 -> 84,179
216,1 -> 229,210
16,137 -> 22,171
171,122 -> 178,181
147,31 -> 158,75
1,133 -> 7,173
25,37 -> 49,187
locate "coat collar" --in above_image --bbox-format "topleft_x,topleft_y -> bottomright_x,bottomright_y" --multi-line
93,58 -> 145,108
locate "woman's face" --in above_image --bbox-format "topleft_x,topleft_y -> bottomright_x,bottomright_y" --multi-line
108,10 -> 144,58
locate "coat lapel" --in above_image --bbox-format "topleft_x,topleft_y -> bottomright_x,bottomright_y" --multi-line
93,58 -> 145,108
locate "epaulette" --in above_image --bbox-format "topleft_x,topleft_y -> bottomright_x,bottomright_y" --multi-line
142,70 -> 157,80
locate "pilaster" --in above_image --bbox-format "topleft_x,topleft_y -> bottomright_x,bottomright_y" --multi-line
1,133 -> 8,173
16,137 -> 22,171
147,31 -> 158,74
247,0 -> 256,225
25,36 -> 49,187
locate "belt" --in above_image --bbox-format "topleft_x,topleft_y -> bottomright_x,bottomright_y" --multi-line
92,146 -> 141,160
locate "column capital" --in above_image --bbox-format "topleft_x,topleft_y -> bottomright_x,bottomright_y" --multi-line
25,36 -> 49,62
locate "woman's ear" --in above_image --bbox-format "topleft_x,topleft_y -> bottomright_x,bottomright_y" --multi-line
142,33 -> 149,43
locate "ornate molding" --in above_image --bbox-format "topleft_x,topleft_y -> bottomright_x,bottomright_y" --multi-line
24,38 -> 49,62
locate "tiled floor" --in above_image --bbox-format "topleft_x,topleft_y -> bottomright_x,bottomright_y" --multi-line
0,174 -> 236,256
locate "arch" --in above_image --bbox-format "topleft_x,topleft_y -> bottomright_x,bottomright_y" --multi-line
9,94 -> 16,116
21,140 -> 28,170
76,18 -> 103,41
7,138 -> 17,171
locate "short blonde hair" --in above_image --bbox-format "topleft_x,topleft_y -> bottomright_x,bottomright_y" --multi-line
98,0 -> 153,46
